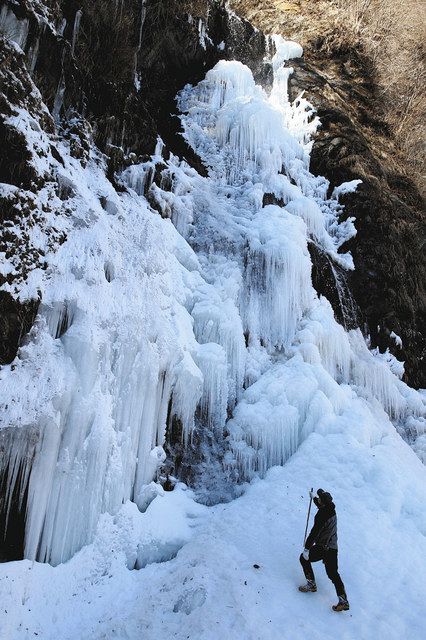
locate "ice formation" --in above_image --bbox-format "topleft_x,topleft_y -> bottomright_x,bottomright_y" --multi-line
0,35 -> 425,566
0,5 -> 29,49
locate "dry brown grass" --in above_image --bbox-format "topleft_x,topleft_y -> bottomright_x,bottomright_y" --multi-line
336,0 -> 426,190
231,0 -> 426,194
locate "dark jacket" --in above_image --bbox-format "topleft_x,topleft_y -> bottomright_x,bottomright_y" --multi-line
305,502 -> 338,550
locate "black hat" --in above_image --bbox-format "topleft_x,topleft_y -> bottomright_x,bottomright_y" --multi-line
317,489 -> 333,504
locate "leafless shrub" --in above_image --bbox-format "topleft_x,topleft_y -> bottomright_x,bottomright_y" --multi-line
74,1 -> 139,86
232,0 -> 425,192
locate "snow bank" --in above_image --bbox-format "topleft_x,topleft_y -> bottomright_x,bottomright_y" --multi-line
1,407 -> 425,640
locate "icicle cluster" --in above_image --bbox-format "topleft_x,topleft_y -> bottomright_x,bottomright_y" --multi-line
1,35 -> 424,565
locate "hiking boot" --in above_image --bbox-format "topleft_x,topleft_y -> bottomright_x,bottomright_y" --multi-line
332,597 -> 349,612
298,581 -> 317,593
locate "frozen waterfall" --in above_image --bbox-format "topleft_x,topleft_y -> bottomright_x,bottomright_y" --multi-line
1,37 -> 425,565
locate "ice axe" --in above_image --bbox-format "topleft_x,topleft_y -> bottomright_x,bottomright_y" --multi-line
303,487 -> 314,546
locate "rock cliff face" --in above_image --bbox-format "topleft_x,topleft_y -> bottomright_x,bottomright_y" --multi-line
289,54 -> 426,388
0,0 -> 267,368
231,0 -> 426,387
2,0 -> 424,387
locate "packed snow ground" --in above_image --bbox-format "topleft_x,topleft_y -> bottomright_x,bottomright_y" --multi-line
1,411 -> 425,639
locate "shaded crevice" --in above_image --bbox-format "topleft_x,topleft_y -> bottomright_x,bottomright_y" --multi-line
308,242 -> 359,330
0,292 -> 39,365
0,462 -> 28,562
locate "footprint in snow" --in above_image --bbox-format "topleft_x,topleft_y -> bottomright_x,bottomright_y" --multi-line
173,587 -> 207,615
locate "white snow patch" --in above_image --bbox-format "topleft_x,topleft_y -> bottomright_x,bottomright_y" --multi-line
390,330 -> 403,348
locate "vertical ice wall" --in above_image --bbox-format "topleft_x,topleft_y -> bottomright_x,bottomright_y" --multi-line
1,35 -> 425,565
148,36 -> 424,478
0,152 -> 208,564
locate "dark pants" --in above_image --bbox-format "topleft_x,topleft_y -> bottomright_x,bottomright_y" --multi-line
299,547 -> 346,598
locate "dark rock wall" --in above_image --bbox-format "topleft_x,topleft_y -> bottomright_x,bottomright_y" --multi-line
0,0 -> 268,365
289,54 -> 426,388
4,0 -> 268,161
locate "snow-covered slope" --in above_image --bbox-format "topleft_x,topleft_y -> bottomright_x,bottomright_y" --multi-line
0,29 -> 425,640
1,415 -> 425,639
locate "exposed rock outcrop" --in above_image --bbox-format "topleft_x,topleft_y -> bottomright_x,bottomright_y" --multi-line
232,0 -> 426,387
288,56 -> 426,388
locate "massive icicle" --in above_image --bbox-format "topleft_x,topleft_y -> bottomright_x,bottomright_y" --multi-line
0,153 -> 207,564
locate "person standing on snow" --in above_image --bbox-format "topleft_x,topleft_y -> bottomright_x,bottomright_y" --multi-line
298,488 -> 349,612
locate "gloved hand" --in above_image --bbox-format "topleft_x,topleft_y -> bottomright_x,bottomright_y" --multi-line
302,548 -> 309,561
309,489 -> 316,499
